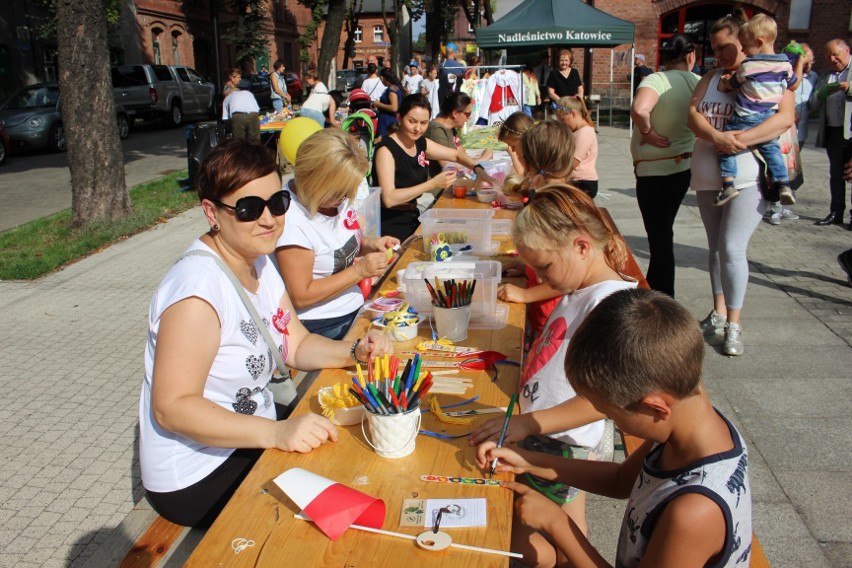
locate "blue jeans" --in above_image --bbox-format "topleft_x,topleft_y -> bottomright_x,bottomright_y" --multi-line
299,108 -> 325,127
719,110 -> 788,184
272,98 -> 284,112
523,105 -> 534,117
301,308 -> 360,340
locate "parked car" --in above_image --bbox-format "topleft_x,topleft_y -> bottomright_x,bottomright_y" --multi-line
0,83 -> 130,153
283,72 -> 303,104
243,74 -> 273,111
112,64 -> 215,127
0,125 -> 9,165
335,69 -> 360,93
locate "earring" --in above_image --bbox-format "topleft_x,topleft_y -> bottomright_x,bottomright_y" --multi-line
212,224 -> 219,232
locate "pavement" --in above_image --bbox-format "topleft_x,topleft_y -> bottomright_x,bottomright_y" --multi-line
0,125 -> 850,568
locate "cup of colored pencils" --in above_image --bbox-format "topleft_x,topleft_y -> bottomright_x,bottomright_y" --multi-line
425,278 -> 475,342
349,354 -> 433,458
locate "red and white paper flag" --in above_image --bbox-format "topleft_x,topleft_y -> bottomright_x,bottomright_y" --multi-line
274,468 -> 386,541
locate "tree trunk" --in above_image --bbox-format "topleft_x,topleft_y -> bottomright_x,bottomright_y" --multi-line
319,0 -> 347,84
56,0 -> 129,227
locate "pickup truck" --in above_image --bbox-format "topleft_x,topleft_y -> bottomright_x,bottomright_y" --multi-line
112,64 -> 215,127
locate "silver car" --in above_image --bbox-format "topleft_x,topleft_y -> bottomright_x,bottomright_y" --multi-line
0,83 -> 130,153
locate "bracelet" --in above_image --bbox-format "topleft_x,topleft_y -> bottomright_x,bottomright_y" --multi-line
350,338 -> 367,365
474,163 -> 485,173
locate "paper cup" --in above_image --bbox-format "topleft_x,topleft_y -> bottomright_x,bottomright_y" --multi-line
433,305 -> 471,342
362,406 -> 421,458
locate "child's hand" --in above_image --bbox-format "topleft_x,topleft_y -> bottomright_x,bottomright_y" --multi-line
503,481 -> 567,533
717,75 -> 734,93
840,81 -> 850,93
474,441 -> 533,473
501,261 -> 526,277
469,413 -> 534,447
497,283 -> 527,303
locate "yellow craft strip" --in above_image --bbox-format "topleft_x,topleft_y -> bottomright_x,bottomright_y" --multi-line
430,397 -> 475,424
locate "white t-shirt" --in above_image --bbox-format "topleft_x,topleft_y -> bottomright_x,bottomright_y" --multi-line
276,188 -> 364,321
402,73 -> 423,95
421,78 -> 440,119
140,240 -> 289,493
691,70 -> 762,192
222,90 -> 260,119
519,278 -> 638,447
301,82 -> 330,113
361,76 -> 387,102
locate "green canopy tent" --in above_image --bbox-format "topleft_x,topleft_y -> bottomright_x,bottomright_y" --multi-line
475,0 -> 637,128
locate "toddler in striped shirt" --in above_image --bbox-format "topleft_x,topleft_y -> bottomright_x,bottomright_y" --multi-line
716,14 -> 804,206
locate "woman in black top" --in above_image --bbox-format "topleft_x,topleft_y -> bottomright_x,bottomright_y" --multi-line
373,94 -> 495,241
546,49 -> 584,105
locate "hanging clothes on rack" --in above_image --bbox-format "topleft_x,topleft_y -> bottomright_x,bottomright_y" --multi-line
476,69 -> 522,125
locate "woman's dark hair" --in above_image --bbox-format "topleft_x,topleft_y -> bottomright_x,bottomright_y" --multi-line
366,63 -> 378,76
273,59 -> 285,71
659,34 -> 696,65
439,92 -> 471,118
196,140 -> 278,202
710,7 -> 747,37
379,67 -> 403,91
397,93 -> 432,118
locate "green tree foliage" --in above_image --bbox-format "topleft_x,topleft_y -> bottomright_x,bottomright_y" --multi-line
223,0 -> 270,69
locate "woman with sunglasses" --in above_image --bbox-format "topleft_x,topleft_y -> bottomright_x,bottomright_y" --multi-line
275,129 -> 399,340
373,93 -> 497,241
425,92 -> 493,178
139,140 -> 392,528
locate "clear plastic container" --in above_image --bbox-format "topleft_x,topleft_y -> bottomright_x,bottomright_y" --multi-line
419,208 -> 495,255
401,260 -> 502,320
352,184 -> 381,239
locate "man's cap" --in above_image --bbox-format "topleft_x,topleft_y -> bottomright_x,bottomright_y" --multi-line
635,54 -> 646,63
347,89 -> 370,103
409,61 -> 419,68
446,43 -> 458,53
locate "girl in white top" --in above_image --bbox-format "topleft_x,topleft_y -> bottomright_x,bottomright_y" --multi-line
687,9 -> 795,356
556,95 -> 599,198
140,140 -> 392,527
471,186 -> 637,564
299,70 -> 332,127
276,129 -> 399,340
420,65 -> 440,119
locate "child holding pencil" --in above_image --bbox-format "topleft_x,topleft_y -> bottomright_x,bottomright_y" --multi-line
470,185 -> 637,565
479,288 -> 753,567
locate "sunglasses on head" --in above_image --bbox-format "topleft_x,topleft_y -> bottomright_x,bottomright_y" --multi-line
211,190 -> 291,222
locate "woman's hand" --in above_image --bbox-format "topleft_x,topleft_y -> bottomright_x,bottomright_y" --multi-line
432,170 -> 457,191
497,283 -> 528,303
357,329 -> 393,361
640,128 -> 670,148
503,481 -> 567,533
354,252 -> 389,279
469,413 -> 534,447
272,413 -> 339,453
363,236 -> 401,255
712,129 -> 747,154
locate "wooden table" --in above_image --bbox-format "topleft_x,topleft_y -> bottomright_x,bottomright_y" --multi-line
186,193 -> 525,567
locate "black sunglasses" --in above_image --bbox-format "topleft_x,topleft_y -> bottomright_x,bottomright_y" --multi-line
211,190 -> 291,222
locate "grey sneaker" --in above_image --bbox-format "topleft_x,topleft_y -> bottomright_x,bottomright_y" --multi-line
723,322 -> 744,356
699,310 -> 726,336
779,184 -> 796,205
768,212 -> 781,225
780,208 -> 799,220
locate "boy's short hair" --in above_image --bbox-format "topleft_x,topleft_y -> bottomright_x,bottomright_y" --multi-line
739,13 -> 777,43
565,288 -> 703,408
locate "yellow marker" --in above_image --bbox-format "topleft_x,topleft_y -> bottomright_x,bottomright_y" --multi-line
355,363 -> 365,388
383,353 -> 390,380
386,247 -> 394,261
412,370 -> 428,392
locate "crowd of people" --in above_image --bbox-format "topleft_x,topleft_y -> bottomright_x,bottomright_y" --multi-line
141,10 -> 850,567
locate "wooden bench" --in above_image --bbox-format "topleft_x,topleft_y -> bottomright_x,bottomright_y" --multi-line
613,215 -> 770,568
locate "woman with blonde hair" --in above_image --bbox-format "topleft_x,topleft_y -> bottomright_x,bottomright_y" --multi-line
276,129 -> 399,339
556,96 -> 599,198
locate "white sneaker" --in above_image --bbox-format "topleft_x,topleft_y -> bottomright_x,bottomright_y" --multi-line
780,208 -> 799,220
723,322 -> 744,356
699,310 -> 726,336
768,213 -> 781,225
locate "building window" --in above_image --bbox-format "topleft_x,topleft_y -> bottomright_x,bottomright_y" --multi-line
354,26 -> 362,43
373,25 -> 383,43
788,0 -> 813,30
172,32 -> 181,65
152,28 -> 162,64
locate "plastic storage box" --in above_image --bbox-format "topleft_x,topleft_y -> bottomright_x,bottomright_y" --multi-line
420,208 -> 504,256
353,184 -> 381,239
401,260 -> 502,323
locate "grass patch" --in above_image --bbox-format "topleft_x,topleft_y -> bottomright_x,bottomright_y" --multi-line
0,171 -> 198,280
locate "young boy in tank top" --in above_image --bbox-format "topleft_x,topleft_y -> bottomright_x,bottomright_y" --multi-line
478,288 -> 753,567
716,14 -> 804,207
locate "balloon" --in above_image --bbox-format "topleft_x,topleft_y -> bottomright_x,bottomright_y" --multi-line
278,117 -> 323,164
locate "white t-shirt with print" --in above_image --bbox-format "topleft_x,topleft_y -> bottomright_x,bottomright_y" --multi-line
277,188 -> 364,321
140,240 -> 290,493
402,73 -> 423,95
361,77 -> 387,101
519,278 -> 637,447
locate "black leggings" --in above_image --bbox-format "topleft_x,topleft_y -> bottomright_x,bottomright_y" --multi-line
635,169 -> 690,297
572,179 -> 598,199
146,404 -> 288,527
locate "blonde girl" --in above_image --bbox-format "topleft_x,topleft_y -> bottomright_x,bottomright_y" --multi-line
556,96 -> 599,198
275,129 -> 399,339
471,185 -> 637,566
497,111 -> 534,177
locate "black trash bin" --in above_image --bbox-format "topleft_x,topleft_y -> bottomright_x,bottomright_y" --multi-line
181,121 -> 232,191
